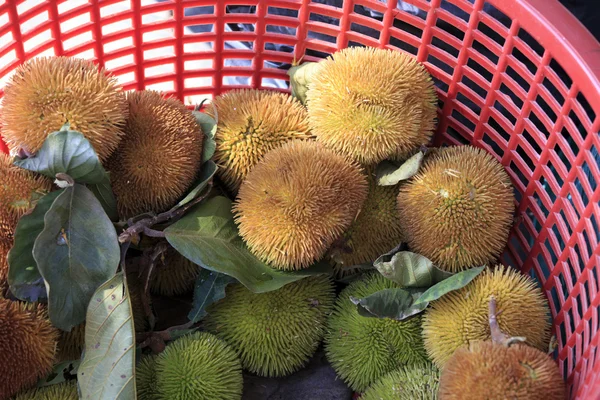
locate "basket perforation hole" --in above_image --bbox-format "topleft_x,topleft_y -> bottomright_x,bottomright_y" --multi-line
551,223 -> 565,252
516,145 -> 535,172
142,11 -> 173,25
101,1 -> 131,18
309,12 -> 340,26
350,22 -> 381,40
446,125 -> 470,145
518,221 -> 531,241
576,92 -> 596,123
528,110 -> 550,140
554,142 -> 573,172
260,77 -> 286,88
427,54 -> 454,76
267,6 -> 298,18
460,74 -> 487,99
573,177 -> 589,206
437,98 -> 445,109
511,46 -> 538,75
509,161 -> 528,188
104,37 -> 134,54
568,259 -> 578,287
431,36 -> 460,58
488,115 -> 511,141
456,92 -> 481,115
23,29 -> 52,53
517,28 -> 544,57
226,5 -> 255,14
308,30 -> 336,44
544,237 -> 558,266
58,0 -> 87,14
466,56 -> 494,82
102,19 -> 133,36
493,100 -> 517,126
522,128 -> 542,155
264,41 -> 293,53
60,12 -> 88,34
510,236 -> 527,263
506,65 -> 530,92
439,4 -> 470,23
593,268 -> 600,298
542,77 -> 565,107
482,132 -> 504,158
477,21 -> 506,47
566,193 -> 581,220
146,80 -> 174,92
451,109 -> 475,132
549,58 -> 573,90
471,39 -> 499,64
184,76 -> 212,89
574,243 -> 586,273
536,94 -> 558,124
568,110 -> 588,141
582,229 -> 593,261
513,185 -> 522,203
266,25 -> 297,37
435,17 -> 465,41
535,251 -> 550,281
389,34 -> 419,55
547,161 -> 565,187
63,31 -> 93,52
144,45 -> 175,60
552,287 -> 563,317
534,190 -> 550,218
184,24 -> 215,35
559,210 -> 573,236
540,176 -> 557,203
559,272 -> 570,299
145,63 -> 174,77
561,127 -> 580,156
185,6 -> 214,17
499,82 -> 524,109
224,58 -> 251,68
482,3 -> 511,28
590,214 -> 599,240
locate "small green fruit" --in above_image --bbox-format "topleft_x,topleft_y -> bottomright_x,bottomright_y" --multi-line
14,381 -> 78,400
325,273 -> 428,392
136,354 -> 160,400
361,363 -> 440,400
204,276 -> 335,377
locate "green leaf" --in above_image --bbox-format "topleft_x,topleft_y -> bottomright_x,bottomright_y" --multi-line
414,266 -> 486,305
374,249 -> 452,288
88,177 -> 119,221
351,288 -> 427,320
78,272 -> 136,400
33,184 -> 120,331
165,196 -> 332,293
376,150 -> 424,186
13,129 -> 108,184
188,268 -> 236,323
37,360 -> 80,388
288,62 -> 321,105
175,160 -> 218,209
193,110 -> 217,163
7,190 -> 63,302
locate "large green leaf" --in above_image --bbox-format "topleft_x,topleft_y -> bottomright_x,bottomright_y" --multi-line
188,268 -> 236,323
165,196 -> 332,293
78,272 -> 136,400
193,110 -> 217,163
88,178 -> 119,221
33,184 -> 120,331
175,160 -> 218,209
376,150 -> 424,186
351,288 -> 427,320
13,127 -> 108,184
7,190 -> 62,302
413,266 -> 486,305
374,249 -> 452,287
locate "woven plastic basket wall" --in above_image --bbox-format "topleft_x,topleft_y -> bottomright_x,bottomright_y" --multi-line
0,0 -> 598,398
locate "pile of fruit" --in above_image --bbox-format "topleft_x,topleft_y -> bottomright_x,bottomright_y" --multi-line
0,47 -> 565,399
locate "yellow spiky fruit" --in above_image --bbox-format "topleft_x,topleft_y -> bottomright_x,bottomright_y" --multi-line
204,276 -> 335,377
0,153 -> 52,239
306,47 -> 437,165
329,169 -> 403,276
56,323 -> 85,362
0,298 -> 59,398
397,145 -> 514,272
1,56 -> 128,161
150,249 -> 199,296
209,89 -> 312,192
107,91 -> 203,219
14,381 -> 78,400
439,341 -> 565,400
234,140 -> 368,270
422,265 -> 551,368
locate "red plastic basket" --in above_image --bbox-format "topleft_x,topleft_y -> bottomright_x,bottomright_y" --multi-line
0,0 -> 599,398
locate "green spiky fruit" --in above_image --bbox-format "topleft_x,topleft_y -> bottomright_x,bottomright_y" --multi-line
204,276 -> 335,377
14,381 -> 78,400
209,89 -> 312,192
422,265 -> 551,368
108,90 -> 203,219
439,341 -> 565,400
136,355 -> 160,400
154,332 -> 242,400
361,363 -> 440,400
306,47 -> 437,165
325,273 -> 428,392
329,169 -> 403,277
1,56 -> 128,162
234,140 -> 368,270
397,145 -> 514,272
150,249 -> 199,296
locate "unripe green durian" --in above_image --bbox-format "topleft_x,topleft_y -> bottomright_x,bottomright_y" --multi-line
234,140 -> 368,270
325,273 -> 428,392
204,276 -> 335,377
422,265 -> 551,368
361,363 -> 440,400
153,332 -> 242,400
136,354 -> 160,400
397,145 -> 514,272
439,341 -> 565,400
14,381 -> 78,400
306,47 -> 437,165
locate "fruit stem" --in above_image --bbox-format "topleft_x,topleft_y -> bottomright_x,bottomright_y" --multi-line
489,295 -> 527,347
